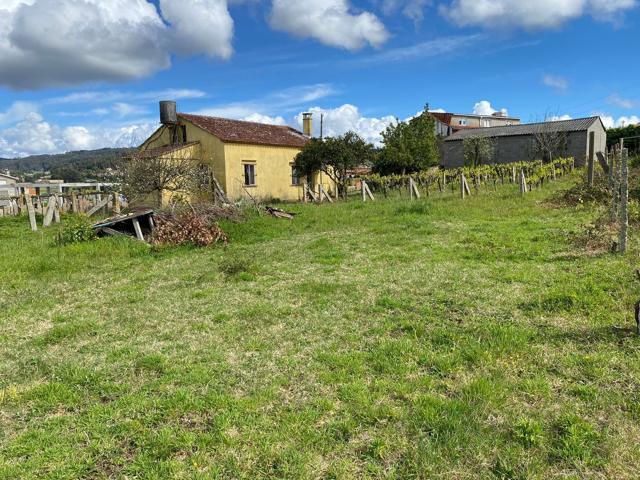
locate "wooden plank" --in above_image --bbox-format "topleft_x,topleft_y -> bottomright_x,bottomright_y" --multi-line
132,218 -> 145,241
319,184 -> 333,203
99,226 -> 130,237
26,195 -> 37,231
87,195 -> 110,217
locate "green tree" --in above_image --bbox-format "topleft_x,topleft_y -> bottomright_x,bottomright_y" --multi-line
463,136 -> 495,167
294,131 -> 375,199
374,105 -> 439,175
51,165 -> 83,182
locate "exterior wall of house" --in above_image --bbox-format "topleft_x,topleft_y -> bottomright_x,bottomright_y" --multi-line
0,174 -> 17,186
139,119 -> 336,202
450,115 -> 520,129
140,121 -> 227,191
441,127 -> 606,168
223,143 -> 335,201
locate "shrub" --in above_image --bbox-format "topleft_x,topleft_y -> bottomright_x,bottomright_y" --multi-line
56,216 -> 96,245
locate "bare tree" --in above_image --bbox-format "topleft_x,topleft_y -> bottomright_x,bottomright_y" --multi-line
116,154 -> 211,207
463,136 -> 495,167
530,112 -> 569,162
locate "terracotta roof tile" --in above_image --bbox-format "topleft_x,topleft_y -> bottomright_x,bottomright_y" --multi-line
179,113 -> 308,148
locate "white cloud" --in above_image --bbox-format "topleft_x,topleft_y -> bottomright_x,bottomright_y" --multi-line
242,113 -> 286,125
472,100 -> 508,116
0,101 -> 39,125
62,126 -> 96,151
440,0 -> 638,29
353,34 -> 483,65
542,74 -> 569,92
546,115 -> 573,121
269,0 -> 389,50
607,93 -> 637,109
382,0 -> 432,23
48,89 -> 208,106
0,0 -> 234,89
112,103 -> 149,118
599,115 -> 640,129
0,101 -> 158,157
195,84 -> 336,118
159,0 -> 234,59
0,112 -> 58,157
295,104 -> 397,145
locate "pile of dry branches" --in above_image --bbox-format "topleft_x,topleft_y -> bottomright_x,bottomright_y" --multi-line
152,205 -> 234,247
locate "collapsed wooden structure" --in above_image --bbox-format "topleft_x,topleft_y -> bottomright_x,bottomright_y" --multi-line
93,210 -> 155,241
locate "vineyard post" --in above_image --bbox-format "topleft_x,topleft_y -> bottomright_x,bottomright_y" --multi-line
520,169 -> 528,195
361,180 -> 366,202
619,145 -> 629,254
608,150 -> 616,222
587,131 -> 595,186
511,166 -> 516,184
460,173 -> 466,199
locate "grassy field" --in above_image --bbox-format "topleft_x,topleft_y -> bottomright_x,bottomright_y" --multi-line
1,177 -> 640,479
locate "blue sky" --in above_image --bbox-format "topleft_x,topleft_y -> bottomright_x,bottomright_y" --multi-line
0,0 -> 638,157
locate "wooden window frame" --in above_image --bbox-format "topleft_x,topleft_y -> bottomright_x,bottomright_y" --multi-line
243,161 -> 257,187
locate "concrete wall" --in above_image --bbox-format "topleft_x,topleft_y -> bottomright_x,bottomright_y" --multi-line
441,126 -> 606,168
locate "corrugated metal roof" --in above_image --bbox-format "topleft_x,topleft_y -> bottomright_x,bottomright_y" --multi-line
444,116 -> 602,142
179,113 -> 308,148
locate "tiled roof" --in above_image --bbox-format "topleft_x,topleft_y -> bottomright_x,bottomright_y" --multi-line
132,142 -> 199,158
430,112 -> 453,125
179,113 -> 308,148
444,117 -> 602,142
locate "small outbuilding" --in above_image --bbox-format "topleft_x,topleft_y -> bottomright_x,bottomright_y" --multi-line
440,116 -> 607,168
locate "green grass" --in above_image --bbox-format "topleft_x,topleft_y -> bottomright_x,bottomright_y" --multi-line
1,178 -> 640,479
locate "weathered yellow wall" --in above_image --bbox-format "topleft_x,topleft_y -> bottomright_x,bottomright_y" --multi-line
223,143 -> 306,201
141,121 -> 227,190
139,120 -> 336,202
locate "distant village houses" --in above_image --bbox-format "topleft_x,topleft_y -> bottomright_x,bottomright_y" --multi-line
431,111 -> 521,137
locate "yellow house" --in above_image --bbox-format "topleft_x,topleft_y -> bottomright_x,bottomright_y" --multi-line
137,102 -> 335,203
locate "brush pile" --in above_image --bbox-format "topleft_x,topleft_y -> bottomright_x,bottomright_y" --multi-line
152,203 -> 238,247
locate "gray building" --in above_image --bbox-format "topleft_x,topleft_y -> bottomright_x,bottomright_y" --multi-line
440,117 -> 607,168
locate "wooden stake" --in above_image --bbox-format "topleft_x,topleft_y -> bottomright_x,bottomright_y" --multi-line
619,147 -> 629,254
409,177 -> 421,199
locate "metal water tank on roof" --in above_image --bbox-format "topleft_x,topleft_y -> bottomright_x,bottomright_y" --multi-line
159,101 -> 177,125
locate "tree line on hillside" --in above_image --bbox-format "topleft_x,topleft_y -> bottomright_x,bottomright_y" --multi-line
0,148 -> 133,182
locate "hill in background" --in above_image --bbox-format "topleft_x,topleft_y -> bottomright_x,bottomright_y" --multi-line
0,148 -> 133,182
